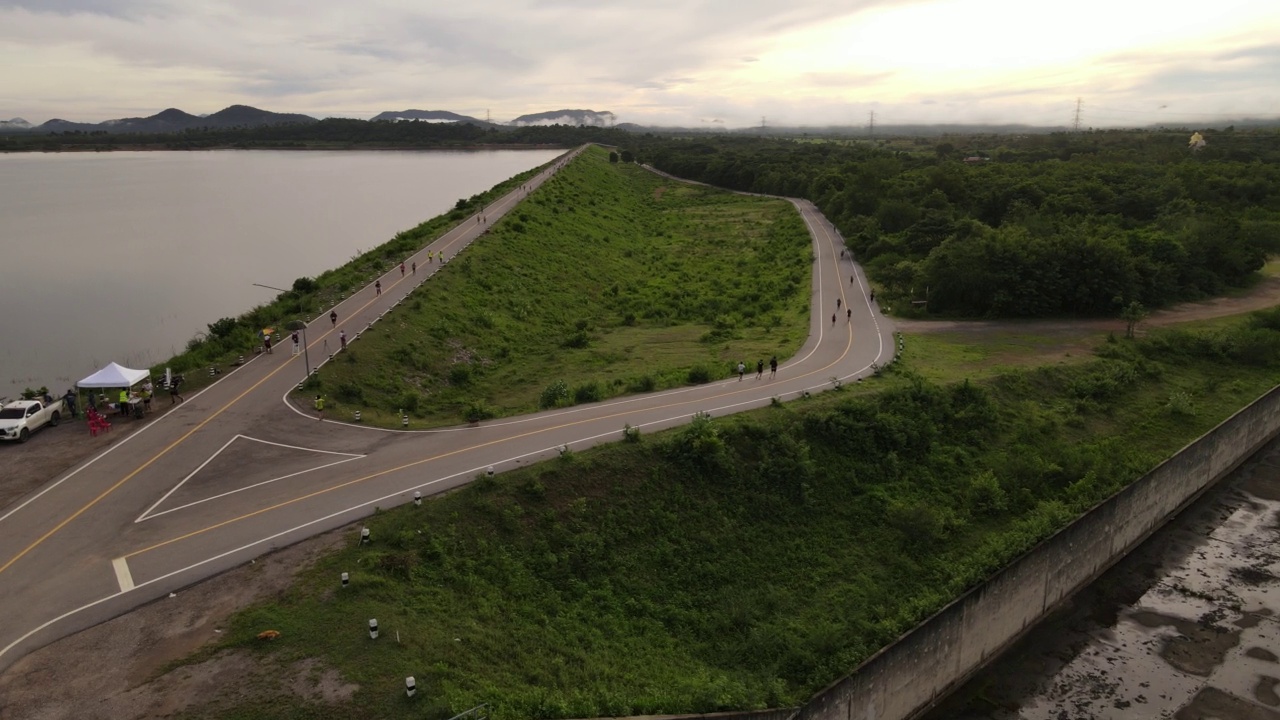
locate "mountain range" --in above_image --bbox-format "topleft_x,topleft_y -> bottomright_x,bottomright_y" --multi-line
0,105 -> 620,134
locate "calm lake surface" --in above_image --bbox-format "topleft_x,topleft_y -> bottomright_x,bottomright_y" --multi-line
0,148 -> 563,401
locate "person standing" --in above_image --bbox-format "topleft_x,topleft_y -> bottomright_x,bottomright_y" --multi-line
263,332 -> 272,354
412,261 -> 417,275
118,388 -> 129,416
141,380 -> 153,414
314,395 -> 324,421
375,280 -> 382,296
737,361 -> 746,381
770,356 -> 778,378
170,375 -> 184,404
63,389 -> 78,419
291,330 -> 300,355
339,329 -> 347,350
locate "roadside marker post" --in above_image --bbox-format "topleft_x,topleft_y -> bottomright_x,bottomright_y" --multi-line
405,676 -> 416,697
361,527 -> 370,544
341,572 -> 349,587
368,619 -> 378,639
414,491 -> 421,507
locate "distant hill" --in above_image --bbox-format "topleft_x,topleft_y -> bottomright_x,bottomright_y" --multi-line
370,109 -> 490,126
509,109 -> 615,127
0,105 -> 318,134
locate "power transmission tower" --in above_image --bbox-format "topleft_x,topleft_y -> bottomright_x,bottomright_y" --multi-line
760,116 -> 767,133
868,110 -> 876,135
486,109 -> 491,124
1072,98 -> 1083,132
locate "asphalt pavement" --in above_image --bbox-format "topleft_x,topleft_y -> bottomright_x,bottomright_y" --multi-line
0,147 -> 896,672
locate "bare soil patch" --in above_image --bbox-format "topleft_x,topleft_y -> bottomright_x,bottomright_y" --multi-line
0,525 -> 349,720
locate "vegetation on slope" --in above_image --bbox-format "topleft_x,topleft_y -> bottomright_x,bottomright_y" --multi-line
180,311 -> 1280,720
290,146 -> 812,426
636,130 -> 1280,319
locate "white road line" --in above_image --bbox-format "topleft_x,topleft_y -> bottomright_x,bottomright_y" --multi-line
111,557 -> 133,591
135,435 -> 240,523
136,435 -> 365,522
141,455 -> 366,522
0,379 -> 226,528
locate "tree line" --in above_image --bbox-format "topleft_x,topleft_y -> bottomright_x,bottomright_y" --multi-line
634,130 -> 1280,317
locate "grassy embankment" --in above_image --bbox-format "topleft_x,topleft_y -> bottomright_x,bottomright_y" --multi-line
148,159 -> 555,397
175,302 -> 1280,718
292,145 -> 813,426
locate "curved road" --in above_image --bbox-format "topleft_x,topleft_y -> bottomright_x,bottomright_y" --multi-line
0,148 -> 896,672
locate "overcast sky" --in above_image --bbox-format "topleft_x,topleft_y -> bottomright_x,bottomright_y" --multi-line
2,0 -> 1277,128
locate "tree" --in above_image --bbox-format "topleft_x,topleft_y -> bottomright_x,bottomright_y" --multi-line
1121,301 -> 1148,339
620,149 -> 635,163
608,151 -> 619,163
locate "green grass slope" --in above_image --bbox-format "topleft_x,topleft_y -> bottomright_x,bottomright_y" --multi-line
297,146 -> 813,427
188,312 -> 1280,720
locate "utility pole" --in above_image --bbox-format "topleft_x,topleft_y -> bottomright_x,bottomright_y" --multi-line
1072,98 -> 1083,132
868,110 -> 876,136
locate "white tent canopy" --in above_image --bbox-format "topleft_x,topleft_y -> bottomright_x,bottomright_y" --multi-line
76,362 -> 149,389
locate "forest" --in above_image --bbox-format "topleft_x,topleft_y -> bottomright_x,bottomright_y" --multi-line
638,129 -> 1280,318
0,118 -> 631,151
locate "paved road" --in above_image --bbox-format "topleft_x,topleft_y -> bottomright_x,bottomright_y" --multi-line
0,148 -> 896,672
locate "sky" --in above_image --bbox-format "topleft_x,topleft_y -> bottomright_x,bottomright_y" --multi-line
1,0 -> 1278,128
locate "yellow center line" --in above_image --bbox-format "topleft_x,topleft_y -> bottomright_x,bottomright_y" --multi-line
0,203 -> 510,578
125,207 -> 858,562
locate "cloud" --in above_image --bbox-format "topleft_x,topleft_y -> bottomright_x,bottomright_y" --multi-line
0,0 -> 1277,127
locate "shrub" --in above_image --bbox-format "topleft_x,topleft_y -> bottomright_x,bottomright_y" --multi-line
464,401 -> 495,423
572,381 -> 602,404
449,365 -> 473,386
687,365 -> 713,384
540,380 -> 570,409
335,382 -> 364,403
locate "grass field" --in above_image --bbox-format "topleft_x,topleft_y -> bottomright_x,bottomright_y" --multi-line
293,146 -> 813,427
176,311 -> 1280,720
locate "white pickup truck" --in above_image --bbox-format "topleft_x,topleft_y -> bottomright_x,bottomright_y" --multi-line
0,398 -> 67,443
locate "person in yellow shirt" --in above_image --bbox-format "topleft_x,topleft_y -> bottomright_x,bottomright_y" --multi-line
118,389 -> 129,416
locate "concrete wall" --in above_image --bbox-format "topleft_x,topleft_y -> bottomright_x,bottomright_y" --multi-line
795,384 -> 1280,720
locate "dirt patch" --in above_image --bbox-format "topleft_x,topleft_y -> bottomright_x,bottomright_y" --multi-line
1258,677 -> 1280,707
0,527 -> 349,720
893,275 -> 1280,339
1248,647 -> 1280,663
0,400 -> 184,512
1175,687 -> 1280,720
1129,610 -> 1242,677
653,185 -> 666,200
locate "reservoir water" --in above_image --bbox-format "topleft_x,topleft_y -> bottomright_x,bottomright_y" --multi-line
0,148 -> 563,401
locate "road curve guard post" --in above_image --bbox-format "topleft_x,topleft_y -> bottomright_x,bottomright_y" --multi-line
414,491 -> 422,507
405,676 -> 416,698
341,572 -> 349,587
486,466 -> 495,478
368,618 -> 379,639
360,527 -> 371,545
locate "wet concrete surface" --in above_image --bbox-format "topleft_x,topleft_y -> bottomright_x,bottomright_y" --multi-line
926,438 -> 1280,720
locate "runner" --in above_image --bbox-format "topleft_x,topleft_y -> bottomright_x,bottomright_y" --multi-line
756,359 -> 764,379
737,361 -> 746,381
375,280 -> 381,296
770,356 -> 777,378
330,310 -> 337,327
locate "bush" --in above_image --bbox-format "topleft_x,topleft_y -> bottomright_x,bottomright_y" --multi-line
572,381 -> 603,404
687,365 -> 713,384
540,380 -> 570,409
450,365 -> 473,386
335,382 -> 364,404
464,401 -> 495,423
